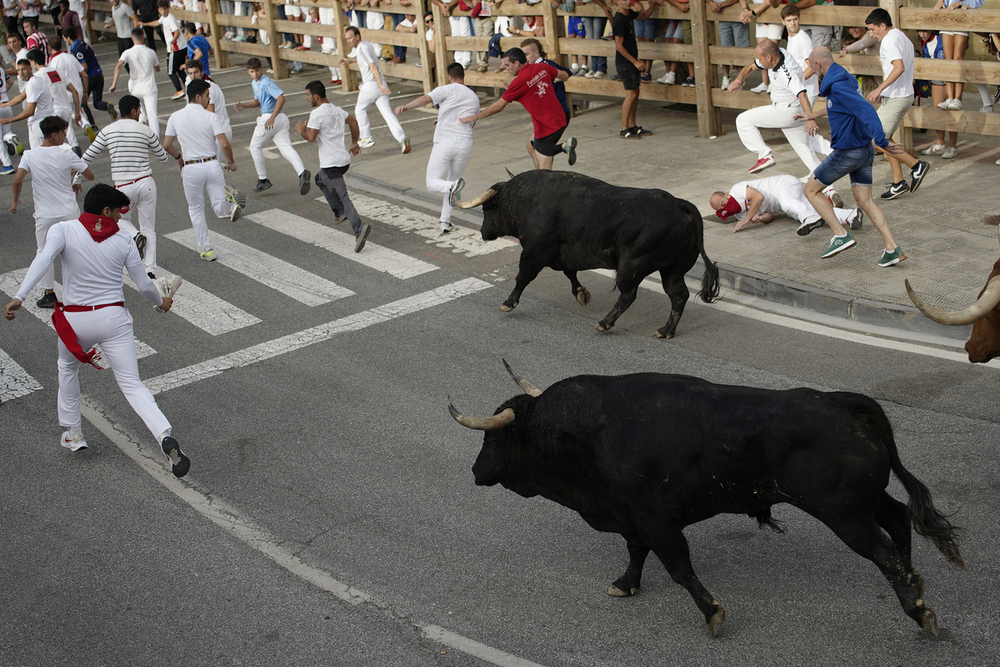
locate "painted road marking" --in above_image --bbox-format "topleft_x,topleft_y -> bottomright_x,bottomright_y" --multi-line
245,209 -> 438,280
164,230 -> 355,306
0,349 -> 43,402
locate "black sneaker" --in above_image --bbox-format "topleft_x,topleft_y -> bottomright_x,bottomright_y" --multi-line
134,232 -> 147,260
909,160 -> 929,193
620,128 -> 640,139
299,169 -> 311,195
633,126 -> 653,136
355,224 -> 372,253
107,103 -> 118,120
796,216 -> 825,236
849,208 -> 864,230
880,181 -> 908,200
253,178 -> 273,192
160,436 -> 190,478
3,138 -> 14,157
565,137 -> 577,166
36,292 -> 57,308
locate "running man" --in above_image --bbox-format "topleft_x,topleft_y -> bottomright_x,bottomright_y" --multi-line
109,28 -> 161,136
340,25 -> 411,153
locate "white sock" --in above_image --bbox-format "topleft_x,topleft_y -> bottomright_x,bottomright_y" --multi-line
69,426 -> 83,437
158,429 -> 172,444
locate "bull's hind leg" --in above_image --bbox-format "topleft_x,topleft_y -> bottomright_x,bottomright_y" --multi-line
564,271 -> 591,306
653,271 -> 691,339
875,492 -> 924,596
649,528 -> 726,637
596,282 -> 640,332
607,536 -> 650,597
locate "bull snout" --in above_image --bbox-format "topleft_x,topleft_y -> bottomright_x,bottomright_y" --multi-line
472,452 -> 501,486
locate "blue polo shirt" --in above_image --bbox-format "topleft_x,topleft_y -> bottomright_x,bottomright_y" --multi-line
71,39 -> 102,77
251,75 -> 284,115
186,34 -> 211,75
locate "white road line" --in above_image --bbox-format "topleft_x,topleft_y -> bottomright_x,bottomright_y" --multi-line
344,193 -> 518,258
0,349 -> 43,402
144,277 -> 492,395
0,269 -> 157,362
245,209 -> 438,280
164,230 -> 355,306
122,270 -> 263,336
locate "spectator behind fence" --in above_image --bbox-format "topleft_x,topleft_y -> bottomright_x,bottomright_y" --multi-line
474,0 -> 501,72
838,25 -> 880,98
582,0 -> 608,79
933,0 -> 983,111
739,0 -> 781,93
432,0 -> 474,67
918,30 -> 959,159
788,0 -> 834,49
709,0 -> 750,90
565,9 -> 588,75
601,0 -> 661,134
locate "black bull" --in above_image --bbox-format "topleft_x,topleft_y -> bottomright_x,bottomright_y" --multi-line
449,365 -> 965,637
457,171 -> 720,338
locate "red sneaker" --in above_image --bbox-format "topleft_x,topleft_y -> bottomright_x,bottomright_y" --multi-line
748,155 -> 775,173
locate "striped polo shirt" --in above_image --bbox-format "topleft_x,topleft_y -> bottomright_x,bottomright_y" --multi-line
82,118 -> 169,183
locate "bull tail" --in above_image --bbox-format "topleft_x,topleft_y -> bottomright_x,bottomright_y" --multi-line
681,200 -> 720,304
871,404 -> 967,570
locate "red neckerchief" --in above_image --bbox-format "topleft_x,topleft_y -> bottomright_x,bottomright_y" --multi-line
78,212 -> 120,243
715,196 -> 743,221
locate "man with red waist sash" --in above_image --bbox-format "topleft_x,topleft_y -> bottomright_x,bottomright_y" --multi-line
3,184 -> 191,478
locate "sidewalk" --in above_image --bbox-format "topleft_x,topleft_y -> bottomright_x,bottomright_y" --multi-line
346,98 -> 999,342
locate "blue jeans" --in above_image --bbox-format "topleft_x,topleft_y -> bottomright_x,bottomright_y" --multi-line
583,16 -> 607,73
813,143 -> 875,188
393,14 -> 406,58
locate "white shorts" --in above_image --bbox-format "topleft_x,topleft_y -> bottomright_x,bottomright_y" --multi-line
755,22 -> 784,40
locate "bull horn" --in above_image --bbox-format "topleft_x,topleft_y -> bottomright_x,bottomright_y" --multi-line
905,276 -> 1000,326
454,188 -> 497,209
448,398 -> 515,431
505,167 -> 516,179
502,359 -> 542,397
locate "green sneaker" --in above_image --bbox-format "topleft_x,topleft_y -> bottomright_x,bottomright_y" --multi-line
877,247 -> 906,267
820,233 -> 855,258
200,249 -> 218,262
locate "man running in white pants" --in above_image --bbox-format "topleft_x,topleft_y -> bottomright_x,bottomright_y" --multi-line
394,61 -> 479,235
3,184 -> 191,478
185,58 -> 231,164
78,94 -> 169,278
341,26 -> 411,153
0,58 -> 54,150
163,79 -> 245,262
234,58 -> 310,194
10,116 -> 94,308
30,49 -> 82,154
109,28 -> 161,136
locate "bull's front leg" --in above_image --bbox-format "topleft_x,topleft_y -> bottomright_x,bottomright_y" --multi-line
501,257 -> 544,312
607,536 -> 650,597
596,283 -> 639,332
564,271 -> 591,306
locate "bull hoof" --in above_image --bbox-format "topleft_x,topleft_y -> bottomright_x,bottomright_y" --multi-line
500,302 -> 517,312
576,288 -> 591,306
653,330 -> 674,339
606,584 -> 638,597
708,608 -> 726,638
920,608 -> 938,637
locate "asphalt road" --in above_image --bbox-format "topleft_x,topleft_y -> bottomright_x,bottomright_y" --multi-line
2,42 -> 999,666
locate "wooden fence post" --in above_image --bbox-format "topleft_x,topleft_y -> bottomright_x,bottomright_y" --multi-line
263,0 -> 287,78
205,0 -> 230,71
414,10 -> 435,91
432,3 -> 449,87
691,1 -> 722,137
330,0 -> 355,93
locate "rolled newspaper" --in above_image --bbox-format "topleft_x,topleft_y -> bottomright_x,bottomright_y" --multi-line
155,275 -> 183,313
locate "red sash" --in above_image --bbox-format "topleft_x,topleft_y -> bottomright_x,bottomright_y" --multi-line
51,302 -> 124,369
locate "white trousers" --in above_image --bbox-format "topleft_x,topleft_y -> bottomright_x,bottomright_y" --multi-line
58,306 -> 170,439
355,82 -> 406,143
736,103 -> 822,173
28,120 -> 43,150
34,215 -> 67,290
425,138 -> 473,224
54,106 -> 80,148
766,174 -> 853,225
116,176 -> 158,272
249,113 -> 305,180
136,90 -> 159,136
0,106 -> 12,168
181,160 -> 230,249
450,16 -> 472,67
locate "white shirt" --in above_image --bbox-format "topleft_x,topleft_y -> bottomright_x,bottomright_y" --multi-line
24,73 -> 55,125
164,102 -> 225,160
307,102 -> 351,168
119,45 -> 159,96
18,145 -> 88,220
755,48 -> 808,107
15,218 -> 161,307
49,51 -> 84,105
428,82 -> 480,143
878,28 -> 915,98
159,13 -> 187,51
354,41 -> 383,86
727,176 -> 786,221
36,66 -> 73,114
2,0 -> 18,17
786,31 -> 818,100
82,118 -> 169,182
112,1 -> 136,38
207,79 -> 231,135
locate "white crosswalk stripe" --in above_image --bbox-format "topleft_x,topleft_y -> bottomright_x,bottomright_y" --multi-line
164,230 -> 355,306
122,269 -> 262,335
0,348 -> 43,402
245,209 -> 438,280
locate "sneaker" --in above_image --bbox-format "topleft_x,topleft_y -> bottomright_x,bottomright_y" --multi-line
299,169 -> 311,195
796,215 -> 825,236
877,247 -> 906,267
252,178 -> 272,192
225,184 -> 246,209
610,74 -> 622,81
880,181 -> 908,200
579,66 -> 589,75
748,155 -> 775,173
160,435 -> 190,478
565,136 -> 577,166
134,232 -> 147,259
942,146 -> 958,159
332,213 -> 348,224
750,81 -> 769,94
0,166 -> 14,176
921,143 -> 945,156
592,71 -> 606,79
355,224 -> 372,253
170,90 -> 186,100
401,136 -> 411,154
937,98 -> 953,110
633,126 -> 652,136
3,138 -> 14,156
358,137 -> 376,149
440,221 -> 454,235
848,208 -> 864,230
570,63 -> 580,73
230,203 -> 242,222
682,76 -> 695,87
821,233 -> 855,258
909,160 -> 929,193
85,125 -> 98,142
981,105 -> 994,114
61,431 -> 88,451
823,186 -> 843,209
640,72 -> 652,83
475,65 -> 488,73
107,103 -> 118,120
584,70 -> 596,78
448,178 -> 465,207
11,135 -> 23,155
36,292 -> 56,308
721,75 -> 731,89
948,98 -> 962,110
200,249 -> 217,261
620,128 -> 641,139
657,72 -> 676,85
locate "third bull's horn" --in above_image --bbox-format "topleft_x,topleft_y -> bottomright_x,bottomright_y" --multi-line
448,399 -> 516,431
905,276 -> 1000,326
454,188 -> 497,209
502,359 -> 542,397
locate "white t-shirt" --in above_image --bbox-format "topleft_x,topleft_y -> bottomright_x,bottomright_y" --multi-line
119,45 -> 159,96
355,41 -> 383,86
24,72 -> 56,124
428,82 -> 480,143
50,52 -> 84,104
786,31 -> 818,100
307,102 -> 351,168
207,79 -> 231,135
755,48 -> 808,107
164,102 -> 225,160
18,145 -> 88,220
878,28 -> 915,98
112,1 -> 136,38
727,176 -> 785,221
159,13 -> 187,52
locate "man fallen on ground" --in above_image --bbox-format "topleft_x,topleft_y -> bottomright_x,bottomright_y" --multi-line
710,173 -> 861,234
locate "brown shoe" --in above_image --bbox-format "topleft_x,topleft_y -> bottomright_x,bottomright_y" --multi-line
390,57 -> 404,64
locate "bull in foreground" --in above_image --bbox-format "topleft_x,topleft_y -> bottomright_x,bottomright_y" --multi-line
449,362 -> 965,637
454,171 -> 720,338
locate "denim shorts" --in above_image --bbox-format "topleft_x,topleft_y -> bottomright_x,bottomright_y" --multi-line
634,18 -> 658,40
664,19 -> 683,40
813,143 -> 875,188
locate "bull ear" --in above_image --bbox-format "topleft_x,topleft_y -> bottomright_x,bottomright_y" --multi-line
449,398 -> 516,431
502,359 -> 542,397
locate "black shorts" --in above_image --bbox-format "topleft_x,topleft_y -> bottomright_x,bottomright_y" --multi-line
531,126 -> 566,157
617,59 -> 641,91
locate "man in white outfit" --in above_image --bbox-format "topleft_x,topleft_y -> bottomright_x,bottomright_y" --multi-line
727,39 -> 827,178
394,61 -> 479,234
185,59 -> 232,164
10,116 -> 94,308
0,66 -> 18,174
163,79 -> 245,262
78,94 -> 169,277
109,28 -> 161,136
0,58 -> 54,149
3,184 -> 190,478
30,49 -> 82,153
341,26 -> 411,152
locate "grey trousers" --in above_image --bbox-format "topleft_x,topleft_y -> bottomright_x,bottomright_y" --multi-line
316,166 -> 363,236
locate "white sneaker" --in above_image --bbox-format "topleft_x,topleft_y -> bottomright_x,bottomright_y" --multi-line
750,82 -> 769,94
61,431 -> 88,451
720,76 -> 731,89
358,137 -> 376,148
657,72 -> 675,85
592,71 -> 606,79
937,98 -> 953,110
948,98 -> 963,110
921,144 -> 946,156
981,105 -> 994,113
440,221 -> 454,235
823,186 -> 843,209
579,66 -> 589,75
584,70 -> 596,78
571,63 -> 580,73
942,146 -> 958,159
